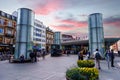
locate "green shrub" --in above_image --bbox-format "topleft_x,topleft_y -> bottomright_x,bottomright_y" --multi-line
77,60 -> 95,68
79,68 -> 99,80
66,67 -> 86,80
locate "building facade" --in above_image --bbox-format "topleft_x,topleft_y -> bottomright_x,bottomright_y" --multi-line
61,34 -> 73,42
0,10 -> 17,53
88,13 -> 104,55
46,27 -> 54,53
33,19 -> 46,49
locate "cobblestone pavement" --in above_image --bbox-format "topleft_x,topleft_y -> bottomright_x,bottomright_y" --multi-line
0,54 -> 120,80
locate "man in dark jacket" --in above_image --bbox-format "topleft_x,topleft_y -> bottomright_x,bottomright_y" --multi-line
110,49 -> 115,67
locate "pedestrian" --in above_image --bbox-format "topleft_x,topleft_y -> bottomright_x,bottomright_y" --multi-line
118,50 -> 120,56
94,49 -> 102,69
42,49 -> 46,59
34,52 -> 37,62
105,49 -> 110,69
67,50 -> 70,56
29,51 -> 34,62
20,54 -> 24,63
109,49 -> 115,67
87,50 -> 90,59
78,50 -> 84,60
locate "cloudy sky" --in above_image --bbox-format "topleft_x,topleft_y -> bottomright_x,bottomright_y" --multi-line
0,0 -> 120,37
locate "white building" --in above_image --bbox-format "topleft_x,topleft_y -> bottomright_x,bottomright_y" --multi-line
33,19 -> 46,49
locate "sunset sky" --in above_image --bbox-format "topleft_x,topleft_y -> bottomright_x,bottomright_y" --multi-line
0,0 -> 120,37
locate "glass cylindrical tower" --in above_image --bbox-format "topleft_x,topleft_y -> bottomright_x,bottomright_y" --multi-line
88,13 -> 104,55
14,8 -> 35,59
54,32 -> 61,45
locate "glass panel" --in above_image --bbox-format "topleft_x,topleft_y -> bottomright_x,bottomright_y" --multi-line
90,15 -> 96,27
17,9 -> 21,24
92,28 -> 97,42
21,9 -> 28,24
20,25 -> 27,42
20,43 -> 26,57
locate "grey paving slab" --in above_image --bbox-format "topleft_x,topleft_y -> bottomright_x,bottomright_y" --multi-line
0,55 -> 77,80
0,55 -> 120,80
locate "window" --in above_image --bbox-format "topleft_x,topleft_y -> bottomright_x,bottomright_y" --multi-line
1,12 -> 6,16
7,29 -> 12,35
0,37 -> 3,43
5,38 -> 11,44
0,18 -> 4,25
8,21 -> 12,27
4,19 -> 8,25
36,33 -> 41,37
0,28 -> 4,34
7,14 -> 10,18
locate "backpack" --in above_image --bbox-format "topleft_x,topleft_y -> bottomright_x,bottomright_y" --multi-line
95,52 -> 101,59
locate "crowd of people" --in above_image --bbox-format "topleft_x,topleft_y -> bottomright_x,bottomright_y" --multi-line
77,47 -> 116,70
0,50 -> 12,61
19,49 -> 46,63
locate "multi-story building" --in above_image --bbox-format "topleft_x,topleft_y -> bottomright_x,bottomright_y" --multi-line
0,10 -> 17,53
33,19 -> 46,49
46,27 -> 54,53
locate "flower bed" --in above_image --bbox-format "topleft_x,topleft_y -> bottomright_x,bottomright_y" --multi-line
77,60 -> 95,68
66,68 -> 86,80
79,68 -> 99,80
66,67 -> 99,80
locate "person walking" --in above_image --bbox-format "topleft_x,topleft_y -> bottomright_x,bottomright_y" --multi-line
109,49 -> 115,67
94,49 -> 102,69
78,50 -> 84,60
105,49 -> 110,69
20,54 -> 24,63
42,49 -> 46,59
29,51 -> 34,62
87,50 -> 90,59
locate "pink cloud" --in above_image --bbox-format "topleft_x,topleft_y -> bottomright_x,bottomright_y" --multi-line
34,0 -> 63,15
51,24 -> 74,32
59,19 -> 87,27
104,21 -> 120,27
104,15 -> 120,27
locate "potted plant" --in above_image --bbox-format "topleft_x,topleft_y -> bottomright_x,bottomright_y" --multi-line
77,60 -> 95,68
80,68 -> 99,80
66,67 -> 86,80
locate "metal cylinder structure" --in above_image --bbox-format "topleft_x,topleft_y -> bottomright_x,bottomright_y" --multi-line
88,13 -> 104,55
14,8 -> 35,59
